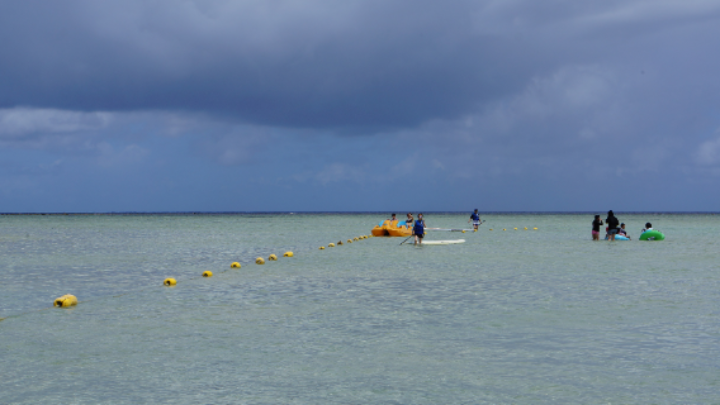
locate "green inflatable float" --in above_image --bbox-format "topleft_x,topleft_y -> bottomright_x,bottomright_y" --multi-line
639,230 -> 665,241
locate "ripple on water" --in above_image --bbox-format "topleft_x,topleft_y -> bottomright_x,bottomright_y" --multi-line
1,213 -> 719,404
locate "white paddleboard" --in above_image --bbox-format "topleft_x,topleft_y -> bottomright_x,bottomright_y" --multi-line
408,239 -> 466,245
425,228 -> 474,232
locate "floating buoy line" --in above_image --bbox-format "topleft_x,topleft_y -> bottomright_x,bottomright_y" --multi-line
0,225 -> 541,323
0,234 -> 380,322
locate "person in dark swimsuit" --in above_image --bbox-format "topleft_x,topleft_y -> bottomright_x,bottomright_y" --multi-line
592,215 -> 603,241
606,210 -> 620,241
405,213 -> 414,228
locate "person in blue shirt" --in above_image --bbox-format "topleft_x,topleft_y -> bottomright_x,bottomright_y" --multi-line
468,209 -> 481,230
413,213 -> 426,245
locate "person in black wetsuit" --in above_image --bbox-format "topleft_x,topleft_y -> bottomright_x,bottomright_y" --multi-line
592,215 -> 603,241
605,210 -> 620,241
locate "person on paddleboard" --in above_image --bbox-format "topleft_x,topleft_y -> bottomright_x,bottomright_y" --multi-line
468,209 -> 481,230
413,213 -> 426,245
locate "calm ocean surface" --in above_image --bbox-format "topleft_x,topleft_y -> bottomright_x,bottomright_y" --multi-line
1,213 -> 719,404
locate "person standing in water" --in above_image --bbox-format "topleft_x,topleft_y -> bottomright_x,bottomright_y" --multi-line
606,210 -> 620,241
592,215 -> 603,241
413,213 -> 426,245
468,209 -> 481,230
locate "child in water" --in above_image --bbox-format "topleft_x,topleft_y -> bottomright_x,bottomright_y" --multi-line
618,223 -> 631,240
592,215 -> 603,241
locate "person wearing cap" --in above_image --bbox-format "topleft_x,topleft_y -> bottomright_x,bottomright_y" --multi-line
468,209 -> 481,230
618,223 -> 631,240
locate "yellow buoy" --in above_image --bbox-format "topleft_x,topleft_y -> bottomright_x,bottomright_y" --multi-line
328,243 -> 335,247
319,246 -> 325,250
524,227 -> 528,230
202,271 -> 213,278
347,239 -> 352,243
353,237 -> 359,241
283,251 -> 294,257
534,227 -> 538,230
462,230 -> 466,233
53,294 -> 78,308
514,227 -> 517,230
164,278 -> 177,286
268,254 -> 278,261
256,257 -> 265,265
230,262 -> 241,268
489,228 -> 493,231
503,229 -> 506,231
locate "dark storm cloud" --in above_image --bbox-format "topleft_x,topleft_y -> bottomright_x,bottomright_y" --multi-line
6,0 -> 711,130
2,0 -> 720,211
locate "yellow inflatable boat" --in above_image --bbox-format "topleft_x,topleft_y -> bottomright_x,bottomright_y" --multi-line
371,219 -> 396,236
371,219 -> 414,237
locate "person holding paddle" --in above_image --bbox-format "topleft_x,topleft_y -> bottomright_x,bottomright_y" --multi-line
468,209 -> 481,230
413,213 -> 426,245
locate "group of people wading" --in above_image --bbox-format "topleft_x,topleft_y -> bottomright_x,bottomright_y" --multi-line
592,210 -> 655,241
593,211 -> 627,241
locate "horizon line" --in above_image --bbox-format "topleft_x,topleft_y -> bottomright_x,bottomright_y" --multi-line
2,211 -> 719,215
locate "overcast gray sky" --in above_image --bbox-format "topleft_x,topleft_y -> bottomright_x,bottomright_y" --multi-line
1,0 -> 719,212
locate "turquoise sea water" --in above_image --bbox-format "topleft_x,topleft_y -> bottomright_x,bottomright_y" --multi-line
1,213 -> 719,404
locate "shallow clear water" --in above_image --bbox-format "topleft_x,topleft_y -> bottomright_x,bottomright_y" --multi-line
1,213 -> 719,404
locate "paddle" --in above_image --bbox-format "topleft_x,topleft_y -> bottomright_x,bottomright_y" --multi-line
400,234 -> 414,245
